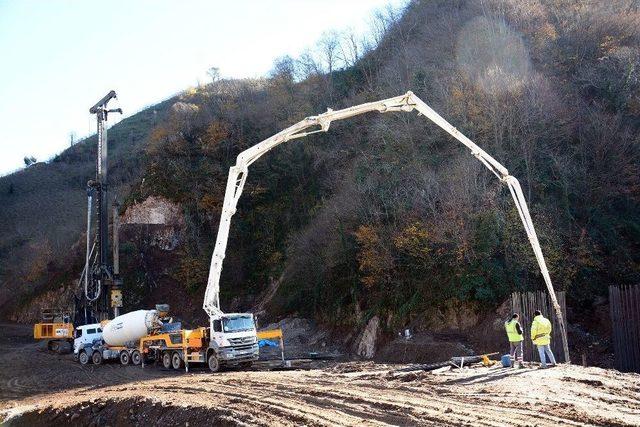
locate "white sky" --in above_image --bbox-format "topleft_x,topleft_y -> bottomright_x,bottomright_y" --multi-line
0,0 -> 406,176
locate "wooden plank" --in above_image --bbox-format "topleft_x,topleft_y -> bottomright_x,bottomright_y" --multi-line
630,285 -> 640,372
624,285 -> 632,371
608,286 -> 617,369
614,285 -> 621,371
612,286 -> 622,371
626,286 -> 631,371
635,286 -> 640,372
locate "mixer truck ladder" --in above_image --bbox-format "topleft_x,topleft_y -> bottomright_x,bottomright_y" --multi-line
204,91 -> 570,363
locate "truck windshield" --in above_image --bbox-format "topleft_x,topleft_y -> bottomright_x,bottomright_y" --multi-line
222,316 -> 254,332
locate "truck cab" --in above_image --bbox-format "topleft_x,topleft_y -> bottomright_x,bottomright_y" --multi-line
73,323 -> 103,364
208,313 -> 259,371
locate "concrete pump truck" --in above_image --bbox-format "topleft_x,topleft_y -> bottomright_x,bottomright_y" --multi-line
206,91 -> 570,363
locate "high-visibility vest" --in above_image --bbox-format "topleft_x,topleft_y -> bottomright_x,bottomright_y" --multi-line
504,319 -> 523,342
531,315 -> 552,345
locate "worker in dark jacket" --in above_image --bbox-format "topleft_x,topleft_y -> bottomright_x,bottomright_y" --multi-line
505,313 -> 524,367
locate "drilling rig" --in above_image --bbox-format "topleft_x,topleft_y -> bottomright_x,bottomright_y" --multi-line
34,91 -> 123,349
75,90 -> 123,324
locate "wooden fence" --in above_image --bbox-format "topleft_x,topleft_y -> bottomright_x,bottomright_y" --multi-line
510,291 -> 568,363
609,285 -> 640,373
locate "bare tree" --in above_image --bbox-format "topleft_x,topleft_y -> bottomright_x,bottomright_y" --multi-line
317,30 -> 341,74
270,55 -> 297,82
207,67 -> 220,84
338,28 -> 361,67
297,49 -> 321,79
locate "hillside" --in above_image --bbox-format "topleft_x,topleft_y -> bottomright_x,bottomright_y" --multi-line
1,0 -> 639,361
0,98 -> 175,314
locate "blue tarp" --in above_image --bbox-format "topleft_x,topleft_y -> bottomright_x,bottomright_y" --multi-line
258,339 -> 279,348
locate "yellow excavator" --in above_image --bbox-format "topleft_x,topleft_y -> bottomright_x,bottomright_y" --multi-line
33,308 -> 74,353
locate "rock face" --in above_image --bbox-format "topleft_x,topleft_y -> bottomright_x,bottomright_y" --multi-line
356,316 -> 380,359
121,196 -> 184,250
171,102 -> 199,116
432,300 -> 479,332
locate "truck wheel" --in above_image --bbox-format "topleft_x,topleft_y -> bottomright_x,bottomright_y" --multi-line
79,351 -> 90,365
131,350 -> 142,365
162,352 -> 172,369
47,340 -> 59,352
171,352 -> 183,370
208,354 -> 220,372
120,351 -> 130,365
92,351 -> 103,365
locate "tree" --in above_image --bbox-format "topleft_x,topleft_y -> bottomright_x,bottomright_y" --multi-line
270,55 -> 297,82
207,67 -> 220,84
317,30 -> 340,74
354,225 -> 393,290
338,28 -> 361,67
23,156 -> 36,167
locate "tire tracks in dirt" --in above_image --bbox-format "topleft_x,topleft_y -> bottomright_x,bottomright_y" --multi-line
2,324 -> 640,426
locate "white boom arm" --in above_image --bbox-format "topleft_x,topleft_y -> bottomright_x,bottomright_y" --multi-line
204,91 -> 570,362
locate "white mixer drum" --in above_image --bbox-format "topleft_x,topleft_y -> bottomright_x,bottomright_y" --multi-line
102,310 -> 159,346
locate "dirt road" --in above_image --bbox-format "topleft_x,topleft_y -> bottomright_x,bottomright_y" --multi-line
1,323 -> 639,426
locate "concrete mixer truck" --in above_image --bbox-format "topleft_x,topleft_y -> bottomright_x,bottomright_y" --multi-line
74,309 -> 163,366
74,307 -> 258,372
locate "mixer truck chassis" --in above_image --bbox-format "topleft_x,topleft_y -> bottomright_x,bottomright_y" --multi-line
77,344 -> 142,366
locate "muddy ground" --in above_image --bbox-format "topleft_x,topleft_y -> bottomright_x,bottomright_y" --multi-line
1,323 -> 639,426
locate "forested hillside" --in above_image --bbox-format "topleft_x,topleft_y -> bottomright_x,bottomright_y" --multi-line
2,0 -> 639,340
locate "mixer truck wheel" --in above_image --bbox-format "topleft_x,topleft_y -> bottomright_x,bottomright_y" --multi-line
120,351 -> 130,365
162,352 -> 172,369
171,352 -> 183,370
79,351 -> 90,365
92,351 -> 103,365
208,354 -> 220,372
131,350 -> 141,365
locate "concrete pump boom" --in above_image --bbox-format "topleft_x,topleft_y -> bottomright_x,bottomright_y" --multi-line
204,91 -> 570,362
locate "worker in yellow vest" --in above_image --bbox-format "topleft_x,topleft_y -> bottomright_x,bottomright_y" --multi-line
504,313 -> 524,367
531,310 -> 557,368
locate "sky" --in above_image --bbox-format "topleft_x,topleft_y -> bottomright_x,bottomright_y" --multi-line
0,0 -> 405,176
